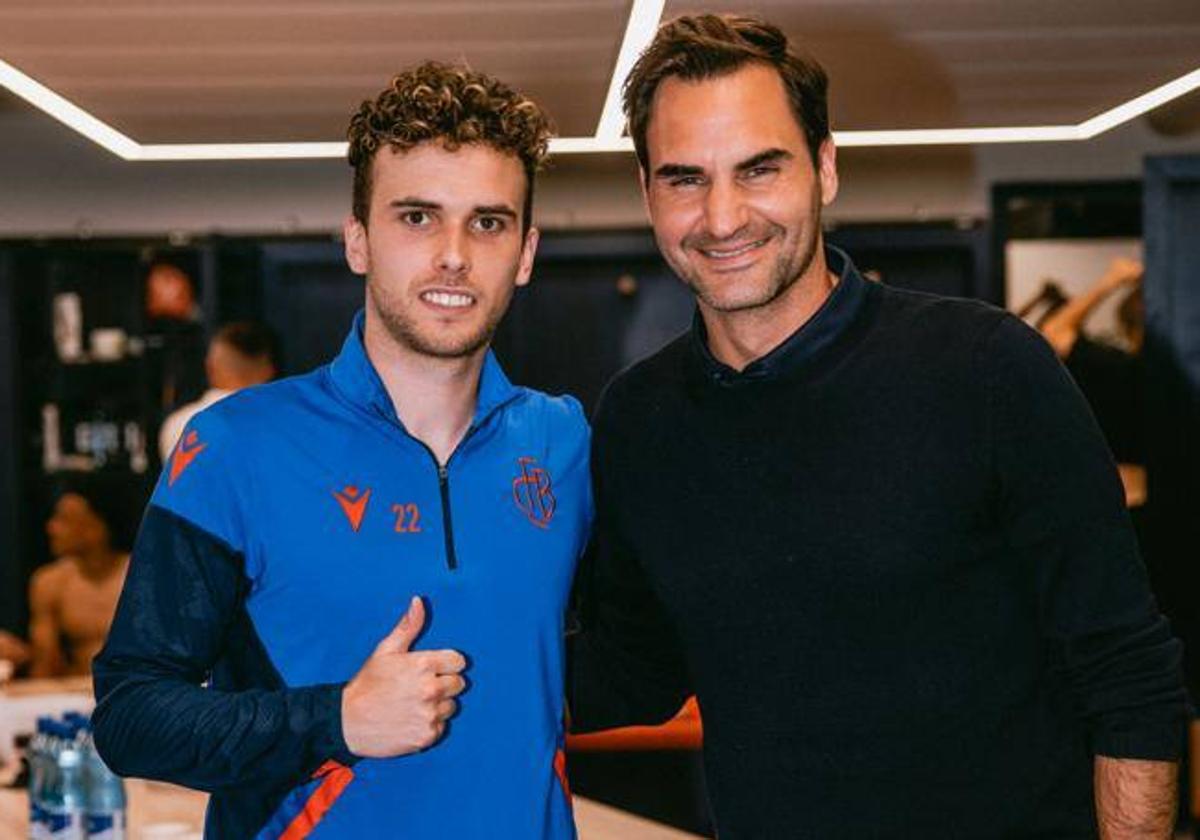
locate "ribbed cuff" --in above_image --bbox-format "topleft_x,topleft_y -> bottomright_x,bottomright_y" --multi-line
303,682 -> 360,769
1092,715 -> 1187,761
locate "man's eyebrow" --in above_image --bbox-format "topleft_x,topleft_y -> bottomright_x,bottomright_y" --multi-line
389,197 -> 441,210
735,148 -> 793,171
474,204 -> 518,218
653,163 -> 705,180
651,149 -> 793,181
387,199 -> 517,218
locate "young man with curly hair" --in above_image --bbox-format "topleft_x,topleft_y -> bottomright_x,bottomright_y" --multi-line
569,13 -> 1186,838
93,64 -> 590,839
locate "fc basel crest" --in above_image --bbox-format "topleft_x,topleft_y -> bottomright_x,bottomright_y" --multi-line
512,456 -> 555,529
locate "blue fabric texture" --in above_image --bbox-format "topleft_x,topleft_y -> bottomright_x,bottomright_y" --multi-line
94,312 -> 592,839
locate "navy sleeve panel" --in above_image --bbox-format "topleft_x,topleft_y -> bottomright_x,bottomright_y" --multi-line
985,315 -> 1188,760
92,504 -> 356,794
568,386 -> 692,733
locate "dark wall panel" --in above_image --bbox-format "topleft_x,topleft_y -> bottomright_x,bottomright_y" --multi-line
1143,154 -> 1200,695
0,252 -> 21,633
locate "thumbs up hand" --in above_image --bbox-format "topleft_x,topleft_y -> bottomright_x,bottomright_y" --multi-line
341,596 -> 468,758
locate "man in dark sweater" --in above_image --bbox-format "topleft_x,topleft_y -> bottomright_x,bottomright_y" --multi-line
568,13 -> 1187,838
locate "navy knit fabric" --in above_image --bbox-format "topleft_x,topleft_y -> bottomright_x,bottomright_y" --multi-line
571,248 -> 1186,838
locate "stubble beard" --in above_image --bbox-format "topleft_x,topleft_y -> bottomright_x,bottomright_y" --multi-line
366,275 -> 503,360
668,186 -> 824,315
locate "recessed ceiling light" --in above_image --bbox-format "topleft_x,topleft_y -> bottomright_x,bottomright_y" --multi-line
595,0 -> 666,140
3,31 -> 1199,161
0,57 -> 138,159
134,142 -> 348,162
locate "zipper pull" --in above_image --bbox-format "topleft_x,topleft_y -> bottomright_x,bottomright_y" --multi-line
438,465 -> 448,481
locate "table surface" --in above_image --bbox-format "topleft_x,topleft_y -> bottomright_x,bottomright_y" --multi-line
0,784 -> 703,839
0,678 -> 703,840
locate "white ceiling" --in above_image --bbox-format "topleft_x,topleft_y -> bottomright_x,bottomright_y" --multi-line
0,0 -> 1198,155
674,0 -> 1200,129
0,0 -> 627,142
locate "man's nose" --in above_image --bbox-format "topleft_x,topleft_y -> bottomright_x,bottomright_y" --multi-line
703,179 -> 750,241
435,228 -> 470,276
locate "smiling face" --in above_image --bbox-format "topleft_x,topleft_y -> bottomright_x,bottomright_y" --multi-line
343,141 -> 538,360
643,63 -> 838,317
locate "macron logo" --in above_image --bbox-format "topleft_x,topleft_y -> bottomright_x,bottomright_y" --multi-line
333,485 -> 372,532
169,430 -> 207,487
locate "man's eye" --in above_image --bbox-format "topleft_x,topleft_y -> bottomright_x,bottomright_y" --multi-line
670,176 -> 704,188
473,216 -> 506,233
402,210 -> 431,226
744,166 -> 778,179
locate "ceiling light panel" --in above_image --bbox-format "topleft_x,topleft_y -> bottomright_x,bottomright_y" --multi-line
2,1 -> 1199,160
0,0 -> 629,142
668,0 -> 1200,130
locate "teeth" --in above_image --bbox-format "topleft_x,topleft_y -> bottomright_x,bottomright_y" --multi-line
701,239 -> 766,259
422,291 -> 474,308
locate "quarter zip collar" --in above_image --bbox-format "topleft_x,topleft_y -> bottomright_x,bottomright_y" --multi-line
328,309 -> 521,431
690,245 -> 869,386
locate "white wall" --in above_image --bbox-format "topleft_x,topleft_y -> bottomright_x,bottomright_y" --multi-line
1006,239 -> 1142,339
0,100 -> 1197,238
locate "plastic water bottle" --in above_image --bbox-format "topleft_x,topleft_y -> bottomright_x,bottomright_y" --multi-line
62,713 -> 89,734
44,721 -> 84,840
38,722 -> 61,839
61,719 -> 87,839
28,717 -> 53,840
82,729 -> 126,840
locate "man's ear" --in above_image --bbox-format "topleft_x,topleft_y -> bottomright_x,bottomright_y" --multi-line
817,138 -> 839,207
515,226 -> 540,288
343,215 -> 370,275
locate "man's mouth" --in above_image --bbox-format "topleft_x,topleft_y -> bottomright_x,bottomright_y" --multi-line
420,290 -> 476,309
697,238 -> 769,260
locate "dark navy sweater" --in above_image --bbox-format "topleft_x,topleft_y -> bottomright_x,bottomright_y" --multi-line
570,247 -> 1186,839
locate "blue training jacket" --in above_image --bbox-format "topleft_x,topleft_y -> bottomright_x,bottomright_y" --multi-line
92,313 -> 592,839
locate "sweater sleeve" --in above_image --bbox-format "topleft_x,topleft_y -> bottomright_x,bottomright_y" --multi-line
92,411 -> 355,793
985,314 -> 1187,760
568,387 -> 692,733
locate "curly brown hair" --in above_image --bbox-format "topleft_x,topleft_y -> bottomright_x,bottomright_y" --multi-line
347,61 -> 553,232
623,14 -> 829,179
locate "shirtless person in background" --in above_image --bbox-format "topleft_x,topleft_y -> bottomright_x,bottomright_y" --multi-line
29,483 -> 133,677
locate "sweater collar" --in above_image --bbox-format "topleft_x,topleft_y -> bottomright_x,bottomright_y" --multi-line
690,245 -> 868,385
329,309 -> 519,426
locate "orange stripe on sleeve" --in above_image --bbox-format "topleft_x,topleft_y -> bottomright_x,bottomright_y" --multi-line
554,748 -> 571,801
277,762 -> 356,840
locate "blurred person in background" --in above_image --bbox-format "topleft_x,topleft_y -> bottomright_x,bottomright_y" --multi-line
1038,256 -> 1146,506
158,320 -> 278,460
28,478 -> 136,677
144,262 -> 207,412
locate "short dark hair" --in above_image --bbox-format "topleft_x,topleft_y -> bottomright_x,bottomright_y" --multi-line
213,321 -> 277,369
51,475 -> 144,553
623,14 -> 830,175
347,61 -> 554,233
